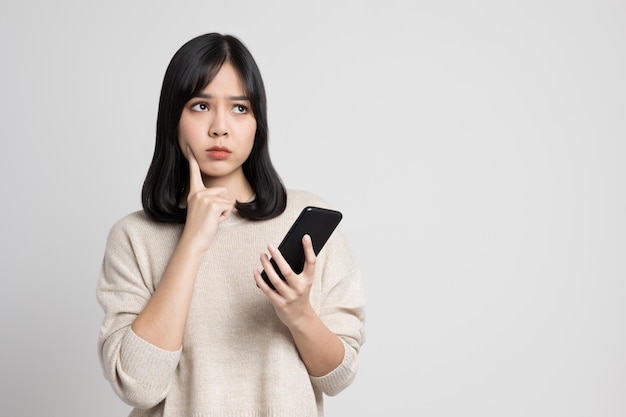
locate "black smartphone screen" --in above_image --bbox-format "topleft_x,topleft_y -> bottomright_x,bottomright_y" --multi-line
261,206 -> 343,290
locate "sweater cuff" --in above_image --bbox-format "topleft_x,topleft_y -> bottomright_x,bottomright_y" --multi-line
117,328 -> 182,406
309,339 -> 358,396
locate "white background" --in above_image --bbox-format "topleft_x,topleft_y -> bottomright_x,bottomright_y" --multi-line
1,1 -> 625,416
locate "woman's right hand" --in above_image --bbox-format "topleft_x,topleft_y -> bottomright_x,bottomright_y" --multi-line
181,146 -> 234,253
131,146 -> 231,351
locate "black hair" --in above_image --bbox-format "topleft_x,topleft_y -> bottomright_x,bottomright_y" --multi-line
141,33 -> 287,223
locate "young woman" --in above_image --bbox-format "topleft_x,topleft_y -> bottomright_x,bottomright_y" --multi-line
97,33 -> 365,417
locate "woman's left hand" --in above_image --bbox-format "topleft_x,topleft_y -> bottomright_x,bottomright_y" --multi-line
254,234 -> 346,376
254,234 -> 317,329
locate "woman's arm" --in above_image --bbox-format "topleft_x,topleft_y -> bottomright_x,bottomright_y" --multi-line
130,236 -> 206,351
282,303 -> 346,377
97,149 -> 234,407
132,147 -> 233,351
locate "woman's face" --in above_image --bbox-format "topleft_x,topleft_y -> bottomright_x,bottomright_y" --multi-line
178,62 -> 256,187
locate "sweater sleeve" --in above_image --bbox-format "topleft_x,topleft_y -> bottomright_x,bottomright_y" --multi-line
309,228 -> 366,396
96,217 -> 181,409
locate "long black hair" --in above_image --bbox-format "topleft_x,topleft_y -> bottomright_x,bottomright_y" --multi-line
141,33 -> 287,223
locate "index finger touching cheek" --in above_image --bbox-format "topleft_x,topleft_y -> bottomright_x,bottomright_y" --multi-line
187,146 -> 205,192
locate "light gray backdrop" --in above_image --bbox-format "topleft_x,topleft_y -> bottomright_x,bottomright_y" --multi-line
1,1 -> 624,416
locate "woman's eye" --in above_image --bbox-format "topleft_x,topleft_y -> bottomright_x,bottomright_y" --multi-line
191,103 -> 209,112
233,104 -> 248,114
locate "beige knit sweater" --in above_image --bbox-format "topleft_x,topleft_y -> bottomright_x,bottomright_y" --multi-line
97,190 -> 365,417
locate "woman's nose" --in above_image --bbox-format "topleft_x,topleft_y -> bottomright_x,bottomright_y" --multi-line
210,127 -> 228,137
209,110 -> 228,137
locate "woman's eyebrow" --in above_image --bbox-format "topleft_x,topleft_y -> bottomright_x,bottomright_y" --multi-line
191,92 -> 249,101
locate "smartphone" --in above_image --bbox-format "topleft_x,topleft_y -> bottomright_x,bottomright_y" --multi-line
261,206 -> 343,290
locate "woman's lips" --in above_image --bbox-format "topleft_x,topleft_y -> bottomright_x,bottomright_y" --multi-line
206,147 -> 231,160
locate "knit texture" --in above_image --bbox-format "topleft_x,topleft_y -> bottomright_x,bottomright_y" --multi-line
97,190 -> 365,417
